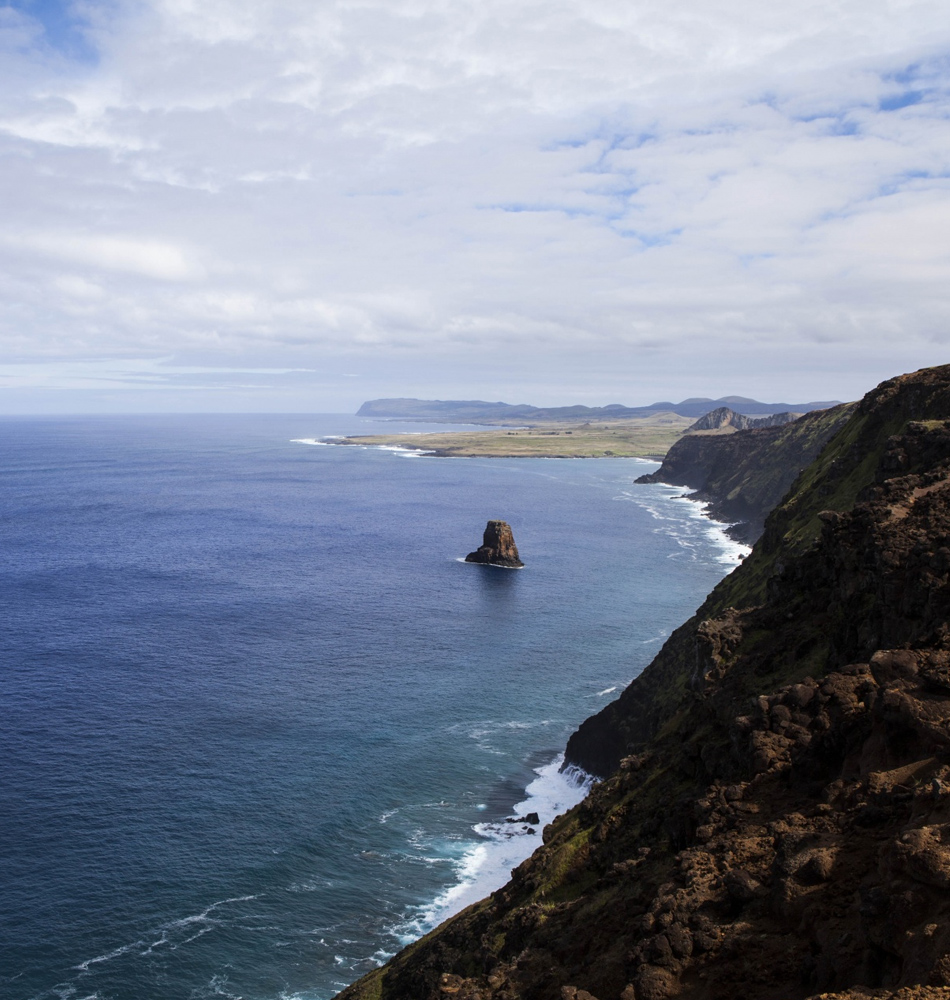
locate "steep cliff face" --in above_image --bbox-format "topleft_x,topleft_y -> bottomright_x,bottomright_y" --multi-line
337,365 -> 950,1000
687,406 -> 801,432
636,405 -> 854,543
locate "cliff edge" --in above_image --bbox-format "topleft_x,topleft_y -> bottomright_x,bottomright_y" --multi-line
337,365 -> 950,1000
635,404 -> 855,543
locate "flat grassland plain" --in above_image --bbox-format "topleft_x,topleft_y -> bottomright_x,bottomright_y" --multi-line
338,412 -> 694,458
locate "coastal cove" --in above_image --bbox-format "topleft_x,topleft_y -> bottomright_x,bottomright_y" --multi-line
0,414 -> 745,1000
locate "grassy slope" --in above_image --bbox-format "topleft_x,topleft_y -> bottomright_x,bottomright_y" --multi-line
692,404 -> 855,537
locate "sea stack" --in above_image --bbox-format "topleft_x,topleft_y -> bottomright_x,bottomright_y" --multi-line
464,520 -> 524,568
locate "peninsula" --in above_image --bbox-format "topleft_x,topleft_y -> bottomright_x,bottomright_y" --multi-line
336,413 -> 693,459
337,396 -> 839,460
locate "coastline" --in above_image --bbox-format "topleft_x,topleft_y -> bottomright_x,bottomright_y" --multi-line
389,755 -> 594,950
335,369 -> 950,1000
362,473 -> 749,986
614,479 -> 752,568
666,487 -> 754,560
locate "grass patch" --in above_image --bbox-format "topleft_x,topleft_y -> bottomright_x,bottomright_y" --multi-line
532,829 -> 592,899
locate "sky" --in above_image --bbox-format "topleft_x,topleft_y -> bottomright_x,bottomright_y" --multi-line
1,0 -> 949,413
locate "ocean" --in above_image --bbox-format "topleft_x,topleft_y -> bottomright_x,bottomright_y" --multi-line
0,414 -> 746,1000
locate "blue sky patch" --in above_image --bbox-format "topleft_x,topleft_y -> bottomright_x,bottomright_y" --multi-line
7,0 -> 99,63
880,90 -> 924,111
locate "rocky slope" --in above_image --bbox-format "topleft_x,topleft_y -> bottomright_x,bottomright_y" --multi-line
635,404 -> 855,543
337,366 -> 950,1000
686,406 -> 802,432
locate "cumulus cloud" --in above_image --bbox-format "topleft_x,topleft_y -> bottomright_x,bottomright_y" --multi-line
0,0 -> 948,409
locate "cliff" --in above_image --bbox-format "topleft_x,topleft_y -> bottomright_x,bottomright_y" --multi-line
635,404 -> 855,543
337,365 -> 950,1000
686,406 -> 802,432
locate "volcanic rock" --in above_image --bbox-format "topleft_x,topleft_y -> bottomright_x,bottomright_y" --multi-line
465,520 -> 524,568
686,406 -> 801,432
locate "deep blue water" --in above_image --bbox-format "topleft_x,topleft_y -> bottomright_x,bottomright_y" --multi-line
0,414 -> 744,1000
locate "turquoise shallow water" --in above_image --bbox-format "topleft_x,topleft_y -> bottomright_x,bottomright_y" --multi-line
0,414 -> 743,1000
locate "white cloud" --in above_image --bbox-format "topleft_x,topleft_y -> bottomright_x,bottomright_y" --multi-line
14,232 -> 201,280
0,0 -> 948,410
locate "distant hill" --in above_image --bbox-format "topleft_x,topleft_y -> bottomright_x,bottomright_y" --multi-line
356,396 -> 841,424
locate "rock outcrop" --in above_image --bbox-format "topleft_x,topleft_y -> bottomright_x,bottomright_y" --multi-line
686,406 -> 801,432
465,520 -> 524,568
337,366 -> 950,1000
636,404 -> 854,543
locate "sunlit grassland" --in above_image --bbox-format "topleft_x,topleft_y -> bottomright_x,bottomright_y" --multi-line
339,413 -> 695,458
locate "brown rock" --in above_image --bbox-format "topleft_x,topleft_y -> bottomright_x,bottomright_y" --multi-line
633,966 -> 677,1000
794,848 -> 837,884
893,826 -> 950,888
722,868 -> 765,905
464,520 -> 524,568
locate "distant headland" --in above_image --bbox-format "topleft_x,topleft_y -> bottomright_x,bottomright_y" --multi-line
333,396 -> 842,460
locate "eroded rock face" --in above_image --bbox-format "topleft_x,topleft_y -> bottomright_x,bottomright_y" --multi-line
465,520 -> 524,568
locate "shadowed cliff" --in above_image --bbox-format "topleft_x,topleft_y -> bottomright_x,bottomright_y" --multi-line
635,404 -> 855,543
337,365 -> 950,1000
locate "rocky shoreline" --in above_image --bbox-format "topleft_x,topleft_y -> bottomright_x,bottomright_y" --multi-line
336,364 -> 950,1000
635,404 -> 855,544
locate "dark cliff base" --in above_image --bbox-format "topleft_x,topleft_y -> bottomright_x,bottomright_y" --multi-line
636,405 -> 854,543
337,366 -> 950,1000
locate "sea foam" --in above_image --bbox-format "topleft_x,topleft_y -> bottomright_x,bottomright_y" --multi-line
614,482 -> 751,567
393,755 -> 593,944
291,438 -> 433,457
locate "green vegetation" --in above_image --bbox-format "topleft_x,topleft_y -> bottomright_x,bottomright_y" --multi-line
337,414 -> 693,459
532,828 -> 592,902
642,402 -> 855,543
713,393 -> 924,610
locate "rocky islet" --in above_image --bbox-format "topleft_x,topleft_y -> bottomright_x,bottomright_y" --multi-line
465,520 -> 524,568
